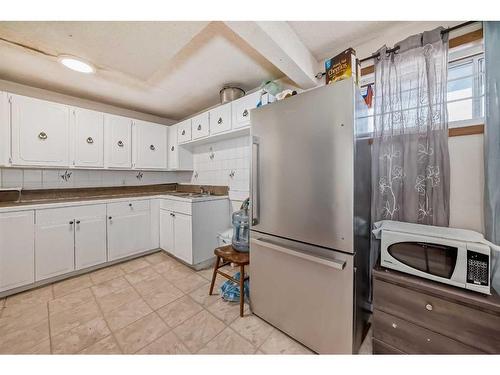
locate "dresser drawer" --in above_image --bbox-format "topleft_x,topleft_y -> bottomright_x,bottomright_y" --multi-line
372,338 -> 404,354
374,279 -> 500,353
160,199 -> 192,215
373,309 -> 483,354
107,199 -> 150,216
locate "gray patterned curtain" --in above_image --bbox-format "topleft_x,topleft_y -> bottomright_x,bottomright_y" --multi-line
484,22 -> 500,291
371,27 -> 450,226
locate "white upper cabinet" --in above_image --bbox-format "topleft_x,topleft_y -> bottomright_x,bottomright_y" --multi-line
191,111 -> 209,140
177,119 -> 192,143
10,94 -> 70,167
231,91 -> 262,129
0,92 -> 10,166
71,107 -> 104,168
167,124 -> 193,170
104,114 -> 132,168
133,120 -> 167,169
209,102 -> 232,134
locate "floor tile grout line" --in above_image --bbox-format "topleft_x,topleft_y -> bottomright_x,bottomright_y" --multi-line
88,282 -> 124,354
130,310 -> 172,354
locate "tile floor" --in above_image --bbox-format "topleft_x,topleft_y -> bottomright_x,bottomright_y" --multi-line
0,251 -> 318,355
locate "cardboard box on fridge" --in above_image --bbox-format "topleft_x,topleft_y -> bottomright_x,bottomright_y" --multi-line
325,47 -> 360,86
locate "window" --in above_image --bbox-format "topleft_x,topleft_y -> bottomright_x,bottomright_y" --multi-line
358,40 -> 485,135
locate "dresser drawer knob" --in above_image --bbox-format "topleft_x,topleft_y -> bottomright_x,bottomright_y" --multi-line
391,323 -> 397,329
425,303 -> 433,311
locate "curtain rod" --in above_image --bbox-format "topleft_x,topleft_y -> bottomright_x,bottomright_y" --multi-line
315,21 -> 480,79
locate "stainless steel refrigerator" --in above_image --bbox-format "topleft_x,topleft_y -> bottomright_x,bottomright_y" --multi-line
249,78 -> 371,354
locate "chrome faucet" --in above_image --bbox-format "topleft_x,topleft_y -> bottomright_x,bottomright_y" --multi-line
200,186 -> 211,195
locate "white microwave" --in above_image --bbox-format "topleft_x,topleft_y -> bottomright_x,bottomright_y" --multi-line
381,230 -> 491,295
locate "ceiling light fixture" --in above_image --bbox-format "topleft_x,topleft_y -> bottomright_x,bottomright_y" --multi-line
57,55 -> 95,74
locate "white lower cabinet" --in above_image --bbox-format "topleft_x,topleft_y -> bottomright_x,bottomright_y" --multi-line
107,200 -> 152,261
35,204 -> 107,281
0,211 -> 35,292
159,198 -> 230,266
35,212 -> 76,281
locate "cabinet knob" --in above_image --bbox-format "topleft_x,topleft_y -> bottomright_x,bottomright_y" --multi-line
182,130 -> 186,135
171,146 -> 175,151
242,109 -> 249,117
197,124 -> 202,131
76,220 -> 81,224
117,140 -> 124,147
108,216 -> 112,220
425,303 -> 433,311
86,137 -> 94,144
217,117 -> 223,124
170,212 -> 175,217
69,221 -> 74,225
38,131 -> 48,140
150,144 -> 155,151
129,203 -> 133,207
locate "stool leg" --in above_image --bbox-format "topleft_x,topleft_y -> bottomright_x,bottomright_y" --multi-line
209,256 -> 220,295
239,264 -> 245,317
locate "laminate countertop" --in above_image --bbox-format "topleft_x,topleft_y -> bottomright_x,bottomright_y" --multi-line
0,184 -> 229,212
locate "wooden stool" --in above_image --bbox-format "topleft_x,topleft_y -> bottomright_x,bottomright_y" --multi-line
209,244 -> 249,317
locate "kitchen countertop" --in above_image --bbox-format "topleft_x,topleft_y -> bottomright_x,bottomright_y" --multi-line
0,184 -> 229,212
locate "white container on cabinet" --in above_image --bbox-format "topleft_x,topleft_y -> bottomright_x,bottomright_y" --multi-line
133,120 -> 168,169
0,210 -> 35,292
71,107 -> 104,168
104,114 -> 132,168
209,102 -> 232,135
10,94 -> 70,167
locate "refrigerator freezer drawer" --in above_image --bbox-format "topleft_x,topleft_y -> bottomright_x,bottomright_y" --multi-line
249,235 -> 354,354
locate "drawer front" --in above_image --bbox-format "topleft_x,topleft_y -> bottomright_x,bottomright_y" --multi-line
177,120 -> 192,143
36,204 -> 106,224
209,103 -> 231,134
232,91 -> 261,129
373,309 -> 483,354
372,338 -> 404,354
107,199 -> 150,216
160,199 -> 192,215
374,279 -> 500,353
191,112 -> 209,139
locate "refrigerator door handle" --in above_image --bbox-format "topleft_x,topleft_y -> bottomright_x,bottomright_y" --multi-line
251,238 -> 346,270
251,136 -> 260,225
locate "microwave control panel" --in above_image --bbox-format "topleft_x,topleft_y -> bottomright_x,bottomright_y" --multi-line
467,251 -> 489,286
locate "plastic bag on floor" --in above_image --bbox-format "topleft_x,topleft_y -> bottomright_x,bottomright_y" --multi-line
219,272 -> 249,302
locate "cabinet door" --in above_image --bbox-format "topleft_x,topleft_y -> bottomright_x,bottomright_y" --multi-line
133,121 -> 167,169
232,91 -> 262,129
173,212 -> 193,264
10,94 -> 70,167
0,92 -> 10,166
75,216 -> 107,270
209,102 -> 231,134
107,208 -> 151,261
191,111 -> 209,139
35,218 -> 75,281
160,210 -> 175,253
177,120 -> 192,143
167,124 -> 178,169
104,114 -> 132,168
0,211 -> 35,292
72,108 -> 104,168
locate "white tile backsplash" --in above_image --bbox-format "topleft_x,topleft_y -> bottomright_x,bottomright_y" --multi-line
0,168 -> 192,189
190,135 -> 250,201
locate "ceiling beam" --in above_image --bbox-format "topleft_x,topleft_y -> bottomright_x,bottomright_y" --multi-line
224,21 -> 320,89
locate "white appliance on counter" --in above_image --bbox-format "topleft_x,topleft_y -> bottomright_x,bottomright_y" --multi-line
249,78 -> 371,354
378,221 -> 491,295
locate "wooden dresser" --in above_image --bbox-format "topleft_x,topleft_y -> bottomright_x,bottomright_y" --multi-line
372,265 -> 500,354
